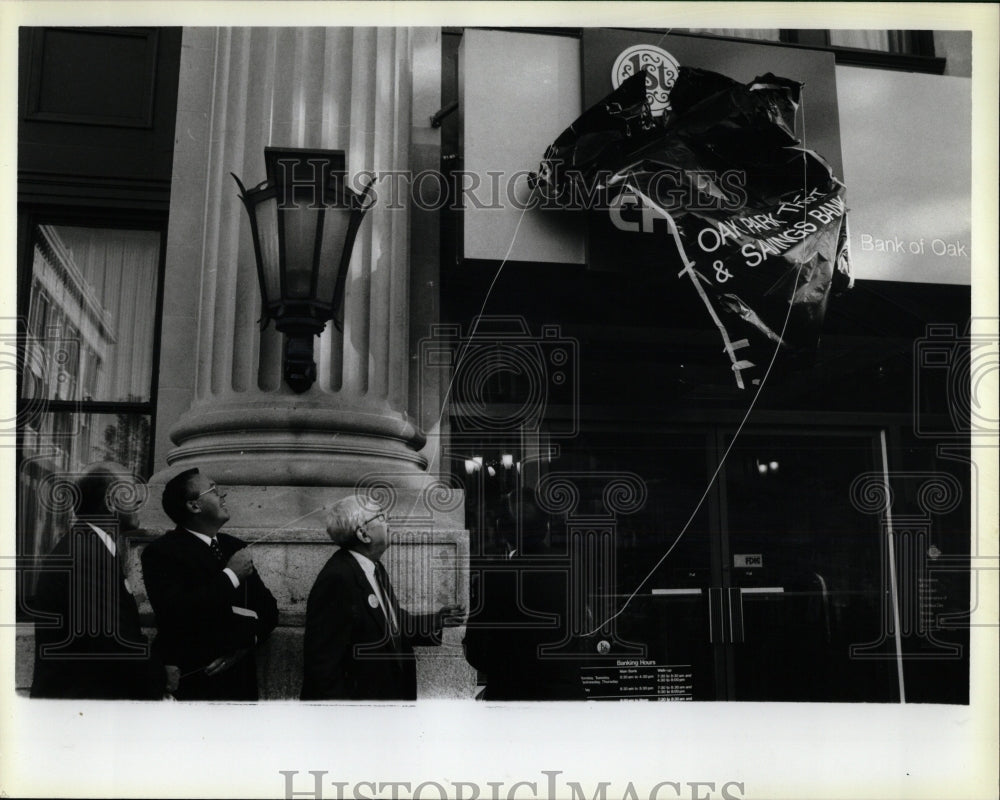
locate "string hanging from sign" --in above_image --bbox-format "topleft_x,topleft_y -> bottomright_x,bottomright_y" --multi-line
582,91 -> 815,637
245,183 -> 535,552
246,63 -> 829,653
421,199 -> 534,477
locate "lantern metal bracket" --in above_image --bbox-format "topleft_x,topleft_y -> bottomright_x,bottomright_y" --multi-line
430,100 -> 458,128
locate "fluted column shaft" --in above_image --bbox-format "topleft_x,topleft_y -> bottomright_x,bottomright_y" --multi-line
142,29 -> 473,700
156,27 -> 424,488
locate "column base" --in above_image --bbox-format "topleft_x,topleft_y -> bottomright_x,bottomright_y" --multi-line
157,397 -> 429,487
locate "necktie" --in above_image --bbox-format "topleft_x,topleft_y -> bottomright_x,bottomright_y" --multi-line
374,562 -> 400,638
210,538 -> 225,564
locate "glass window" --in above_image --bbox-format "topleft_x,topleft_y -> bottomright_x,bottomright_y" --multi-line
682,28 -> 781,42
24,225 -> 161,403
18,223 -> 162,566
678,29 -> 935,57
828,30 -> 892,50
827,30 -> 933,54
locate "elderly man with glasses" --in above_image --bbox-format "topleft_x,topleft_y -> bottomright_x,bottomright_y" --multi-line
141,467 -> 278,700
301,494 -> 465,701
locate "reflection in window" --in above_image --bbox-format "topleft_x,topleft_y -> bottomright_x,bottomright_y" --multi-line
683,28 -> 781,42
18,223 -> 162,568
828,30 -> 892,51
678,29 -> 935,56
827,30 -> 936,54
18,412 -> 153,558
24,225 -> 160,403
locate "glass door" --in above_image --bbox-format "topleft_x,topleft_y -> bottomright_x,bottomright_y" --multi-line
718,429 -> 901,701
555,430 -> 720,701
456,420 -> 959,702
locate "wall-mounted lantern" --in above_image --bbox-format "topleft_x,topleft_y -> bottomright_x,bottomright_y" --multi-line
233,147 -> 373,392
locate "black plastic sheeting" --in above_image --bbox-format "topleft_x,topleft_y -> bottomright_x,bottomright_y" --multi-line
530,67 -> 852,389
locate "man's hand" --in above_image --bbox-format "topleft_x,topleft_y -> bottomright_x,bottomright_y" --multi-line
164,664 -> 180,693
226,548 -> 254,580
436,603 -> 467,628
204,648 -> 250,677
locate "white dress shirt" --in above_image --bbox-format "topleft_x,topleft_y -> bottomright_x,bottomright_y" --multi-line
185,529 -> 240,588
84,522 -> 132,595
85,521 -> 117,557
348,550 -> 398,630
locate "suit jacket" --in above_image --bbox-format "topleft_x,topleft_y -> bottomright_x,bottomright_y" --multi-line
301,548 -> 441,701
463,553 -> 585,700
141,529 -> 278,700
31,525 -> 163,700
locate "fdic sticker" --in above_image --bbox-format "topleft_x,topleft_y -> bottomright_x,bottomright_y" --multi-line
611,44 -> 680,116
734,553 -> 764,568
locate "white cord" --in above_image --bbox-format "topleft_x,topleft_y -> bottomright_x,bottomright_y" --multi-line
584,89 -> 813,636
411,187 -> 534,503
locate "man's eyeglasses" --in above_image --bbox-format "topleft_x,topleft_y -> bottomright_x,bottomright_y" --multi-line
356,512 -> 386,531
193,483 -> 225,500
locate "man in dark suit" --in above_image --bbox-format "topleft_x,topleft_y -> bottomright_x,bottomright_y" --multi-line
31,461 -> 170,700
141,468 -> 278,700
463,490 -> 586,700
301,494 -> 464,701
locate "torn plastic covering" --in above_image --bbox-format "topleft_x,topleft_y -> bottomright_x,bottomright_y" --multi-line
531,67 -> 853,389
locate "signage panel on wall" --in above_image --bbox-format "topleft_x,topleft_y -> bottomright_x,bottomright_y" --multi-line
460,29 -> 584,264
460,27 -> 970,292
461,30 -> 842,268
581,31 -> 844,176
836,66 -> 971,284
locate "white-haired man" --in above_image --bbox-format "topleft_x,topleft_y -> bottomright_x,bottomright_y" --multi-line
301,495 -> 464,700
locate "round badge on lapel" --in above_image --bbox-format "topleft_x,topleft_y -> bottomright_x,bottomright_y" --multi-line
368,593 -> 379,609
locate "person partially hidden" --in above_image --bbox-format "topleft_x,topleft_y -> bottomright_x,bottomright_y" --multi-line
31,462 -> 173,700
462,490 -> 586,700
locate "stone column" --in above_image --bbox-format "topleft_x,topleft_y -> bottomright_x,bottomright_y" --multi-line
159,27 -> 425,490
142,27 -> 473,698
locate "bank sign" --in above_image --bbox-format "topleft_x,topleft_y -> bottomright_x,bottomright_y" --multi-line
532,34 -> 849,387
836,67 -> 970,285
534,93 -> 849,389
611,44 -> 680,116
580,30 -> 844,278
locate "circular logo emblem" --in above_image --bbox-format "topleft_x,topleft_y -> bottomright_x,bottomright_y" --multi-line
612,44 -> 680,116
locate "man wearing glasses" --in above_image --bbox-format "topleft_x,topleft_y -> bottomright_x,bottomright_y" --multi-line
301,494 -> 465,700
141,467 -> 278,700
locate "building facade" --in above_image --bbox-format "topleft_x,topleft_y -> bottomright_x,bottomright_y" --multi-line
15,25 -> 980,702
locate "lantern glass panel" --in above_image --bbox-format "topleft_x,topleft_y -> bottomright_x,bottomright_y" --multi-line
253,196 -> 282,304
315,205 -> 355,305
279,204 -> 321,299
